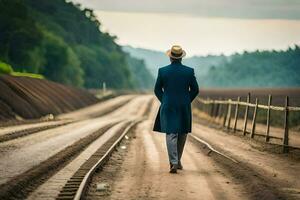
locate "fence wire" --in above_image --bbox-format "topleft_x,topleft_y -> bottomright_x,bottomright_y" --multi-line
197,98 -> 300,111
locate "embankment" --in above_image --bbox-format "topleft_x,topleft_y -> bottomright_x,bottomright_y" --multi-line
0,75 -> 98,122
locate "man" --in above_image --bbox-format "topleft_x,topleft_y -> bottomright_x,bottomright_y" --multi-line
153,45 -> 199,173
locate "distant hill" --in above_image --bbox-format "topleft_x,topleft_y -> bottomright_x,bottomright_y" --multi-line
122,46 -> 169,76
122,45 -> 227,85
183,55 -> 228,82
0,0 -> 153,89
123,45 -> 300,88
204,46 -> 300,88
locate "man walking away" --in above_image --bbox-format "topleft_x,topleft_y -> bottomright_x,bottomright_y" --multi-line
153,45 -> 199,173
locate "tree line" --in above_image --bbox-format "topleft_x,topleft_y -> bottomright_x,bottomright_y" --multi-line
202,46 -> 300,88
0,0 -> 153,89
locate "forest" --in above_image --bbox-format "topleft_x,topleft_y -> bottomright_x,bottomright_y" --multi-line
203,46 -> 300,88
0,0 -> 153,89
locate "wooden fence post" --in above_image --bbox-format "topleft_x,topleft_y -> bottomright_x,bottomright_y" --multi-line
214,103 -> 219,118
243,93 -> 250,135
217,99 -> 223,123
251,98 -> 258,138
226,99 -> 232,130
206,98 -> 209,115
223,102 -> 228,127
283,96 -> 289,153
197,98 -> 202,111
233,96 -> 240,132
210,101 -> 215,118
265,95 -> 272,142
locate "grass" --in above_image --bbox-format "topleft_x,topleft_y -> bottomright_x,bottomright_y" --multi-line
10,72 -> 44,79
0,61 -> 44,79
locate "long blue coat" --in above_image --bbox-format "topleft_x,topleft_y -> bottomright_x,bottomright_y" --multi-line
153,61 -> 199,134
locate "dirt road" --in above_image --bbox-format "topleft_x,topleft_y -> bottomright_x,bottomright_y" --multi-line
0,95 -> 299,200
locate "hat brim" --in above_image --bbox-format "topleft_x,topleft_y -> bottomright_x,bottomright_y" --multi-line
166,49 -> 186,59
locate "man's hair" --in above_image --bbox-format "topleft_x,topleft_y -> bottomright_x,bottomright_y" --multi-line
170,57 -> 182,63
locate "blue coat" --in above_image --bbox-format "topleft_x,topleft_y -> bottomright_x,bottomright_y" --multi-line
153,61 -> 199,134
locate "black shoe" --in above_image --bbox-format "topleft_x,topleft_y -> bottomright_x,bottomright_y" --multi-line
178,162 -> 183,170
169,164 -> 178,173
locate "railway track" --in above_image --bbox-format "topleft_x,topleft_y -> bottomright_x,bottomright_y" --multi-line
55,98 -> 153,200
57,120 -> 139,200
0,95 -> 153,200
189,133 -> 238,163
0,121 -> 118,199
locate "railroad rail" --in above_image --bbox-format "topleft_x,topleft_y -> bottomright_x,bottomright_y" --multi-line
73,121 -> 139,200
189,134 -> 238,164
0,121 -> 119,200
56,120 -> 140,200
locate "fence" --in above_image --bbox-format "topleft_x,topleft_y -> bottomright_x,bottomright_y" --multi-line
195,93 -> 300,153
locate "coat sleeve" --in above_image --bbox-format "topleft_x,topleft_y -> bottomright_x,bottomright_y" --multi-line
189,69 -> 199,102
154,68 -> 163,102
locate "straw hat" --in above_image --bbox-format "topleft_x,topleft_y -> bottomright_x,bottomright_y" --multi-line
166,45 -> 186,59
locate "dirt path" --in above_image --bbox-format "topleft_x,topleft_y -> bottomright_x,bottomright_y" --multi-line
86,101 -> 249,200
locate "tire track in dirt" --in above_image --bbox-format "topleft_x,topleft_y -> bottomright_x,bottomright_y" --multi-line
184,146 -> 247,200
0,121 -> 71,143
0,95 -> 135,143
57,95 -> 135,120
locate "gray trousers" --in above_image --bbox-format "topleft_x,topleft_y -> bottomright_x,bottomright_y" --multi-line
166,133 -> 187,165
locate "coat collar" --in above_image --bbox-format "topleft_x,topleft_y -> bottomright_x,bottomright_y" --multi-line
170,61 -> 182,66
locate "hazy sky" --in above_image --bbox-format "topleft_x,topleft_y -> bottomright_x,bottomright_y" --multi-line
72,0 -> 300,56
